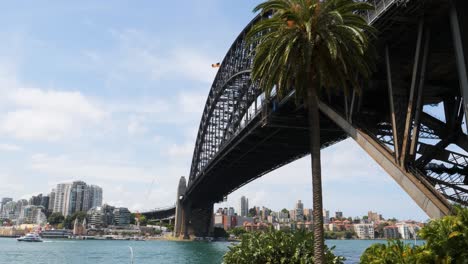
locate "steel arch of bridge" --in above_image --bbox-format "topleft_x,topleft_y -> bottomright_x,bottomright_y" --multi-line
187,0 -> 468,216
189,0 -> 403,186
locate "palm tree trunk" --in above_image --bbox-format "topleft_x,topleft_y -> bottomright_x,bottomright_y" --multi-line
307,86 -> 325,264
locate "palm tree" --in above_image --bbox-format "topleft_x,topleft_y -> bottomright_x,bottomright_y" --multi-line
247,0 -> 375,262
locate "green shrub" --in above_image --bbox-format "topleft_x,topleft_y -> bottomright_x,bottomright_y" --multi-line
361,206 -> 468,263
360,240 -> 430,264
223,229 -> 345,264
418,206 -> 468,262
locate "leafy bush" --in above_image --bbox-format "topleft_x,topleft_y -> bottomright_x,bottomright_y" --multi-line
229,227 -> 247,238
213,227 -> 229,238
418,205 -> 468,262
360,240 -> 430,264
361,206 -> 468,263
223,229 -> 345,264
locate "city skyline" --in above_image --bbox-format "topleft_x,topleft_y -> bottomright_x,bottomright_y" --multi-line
0,1 -> 428,221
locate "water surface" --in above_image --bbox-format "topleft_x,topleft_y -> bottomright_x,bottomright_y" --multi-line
0,238 -> 421,264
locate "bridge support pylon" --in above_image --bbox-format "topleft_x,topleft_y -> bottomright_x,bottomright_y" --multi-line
174,176 -> 187,238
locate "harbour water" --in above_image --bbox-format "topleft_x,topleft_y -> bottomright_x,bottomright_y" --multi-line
0,238 -> 419,264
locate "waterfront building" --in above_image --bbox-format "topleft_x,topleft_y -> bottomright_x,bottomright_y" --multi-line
113,207 -> 131,226
396,222 -> 420,239
239,196 -> 249,217
21,205 -> 46,225
295,200 -> 304,222
40,229 -> 72,238
396,222 -> 412,239
383,225 -> 400,239
87,204 -> 115,228
354,223 -> 375,239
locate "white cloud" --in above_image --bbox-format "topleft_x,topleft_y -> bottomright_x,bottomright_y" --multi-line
100,28 -> 219,84
127,116 -> 148,135
178,92 -> 207,114
0,88 -> 104,141
30,153 -> 156,183
0,143 -> 21,151
168,142 -> 194,159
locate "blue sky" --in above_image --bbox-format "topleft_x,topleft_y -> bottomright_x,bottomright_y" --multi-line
0,1 -> 428,221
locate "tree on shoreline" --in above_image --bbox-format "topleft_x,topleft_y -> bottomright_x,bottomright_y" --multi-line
246,0 -> 375,262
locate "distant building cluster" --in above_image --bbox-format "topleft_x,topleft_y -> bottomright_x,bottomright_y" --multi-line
0,197 -> 47,225
0,180 -> 103,225
216,197 -> 425,240
1,181 -> 135,234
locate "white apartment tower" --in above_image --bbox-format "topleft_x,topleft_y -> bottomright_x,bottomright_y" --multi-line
52,182 -> 103,217
53,183 -> 72,216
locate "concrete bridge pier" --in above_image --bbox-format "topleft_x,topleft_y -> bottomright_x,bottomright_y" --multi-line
174,176 -> 187,238
174,176 -> 214,238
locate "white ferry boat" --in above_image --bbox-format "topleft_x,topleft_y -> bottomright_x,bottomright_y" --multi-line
17,233 -> 43,242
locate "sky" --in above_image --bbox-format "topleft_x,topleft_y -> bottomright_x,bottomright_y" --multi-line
0,1 -> 429,221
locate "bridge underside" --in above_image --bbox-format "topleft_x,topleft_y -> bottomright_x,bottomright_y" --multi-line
141,207 -> 176,221
186,101 -> 346,208
183,0 -> 468,235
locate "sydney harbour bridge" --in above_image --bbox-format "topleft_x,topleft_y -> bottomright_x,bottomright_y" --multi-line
143,0 -> 468,238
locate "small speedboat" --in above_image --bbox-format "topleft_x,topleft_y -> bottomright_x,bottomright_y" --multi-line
17,233 -> 43,242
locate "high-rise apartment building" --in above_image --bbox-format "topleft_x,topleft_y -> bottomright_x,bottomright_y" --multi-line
53,183 -> 72,216
52,181 -> 103,217
40,196 -> 49,211
295,200 -> 304,221
84,185 -> 103,211
0,198 -> 13,217
29,194 -> 43,206
48,190 -> 56,212
239,196 -> 249,217
323,209 -> 330,224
